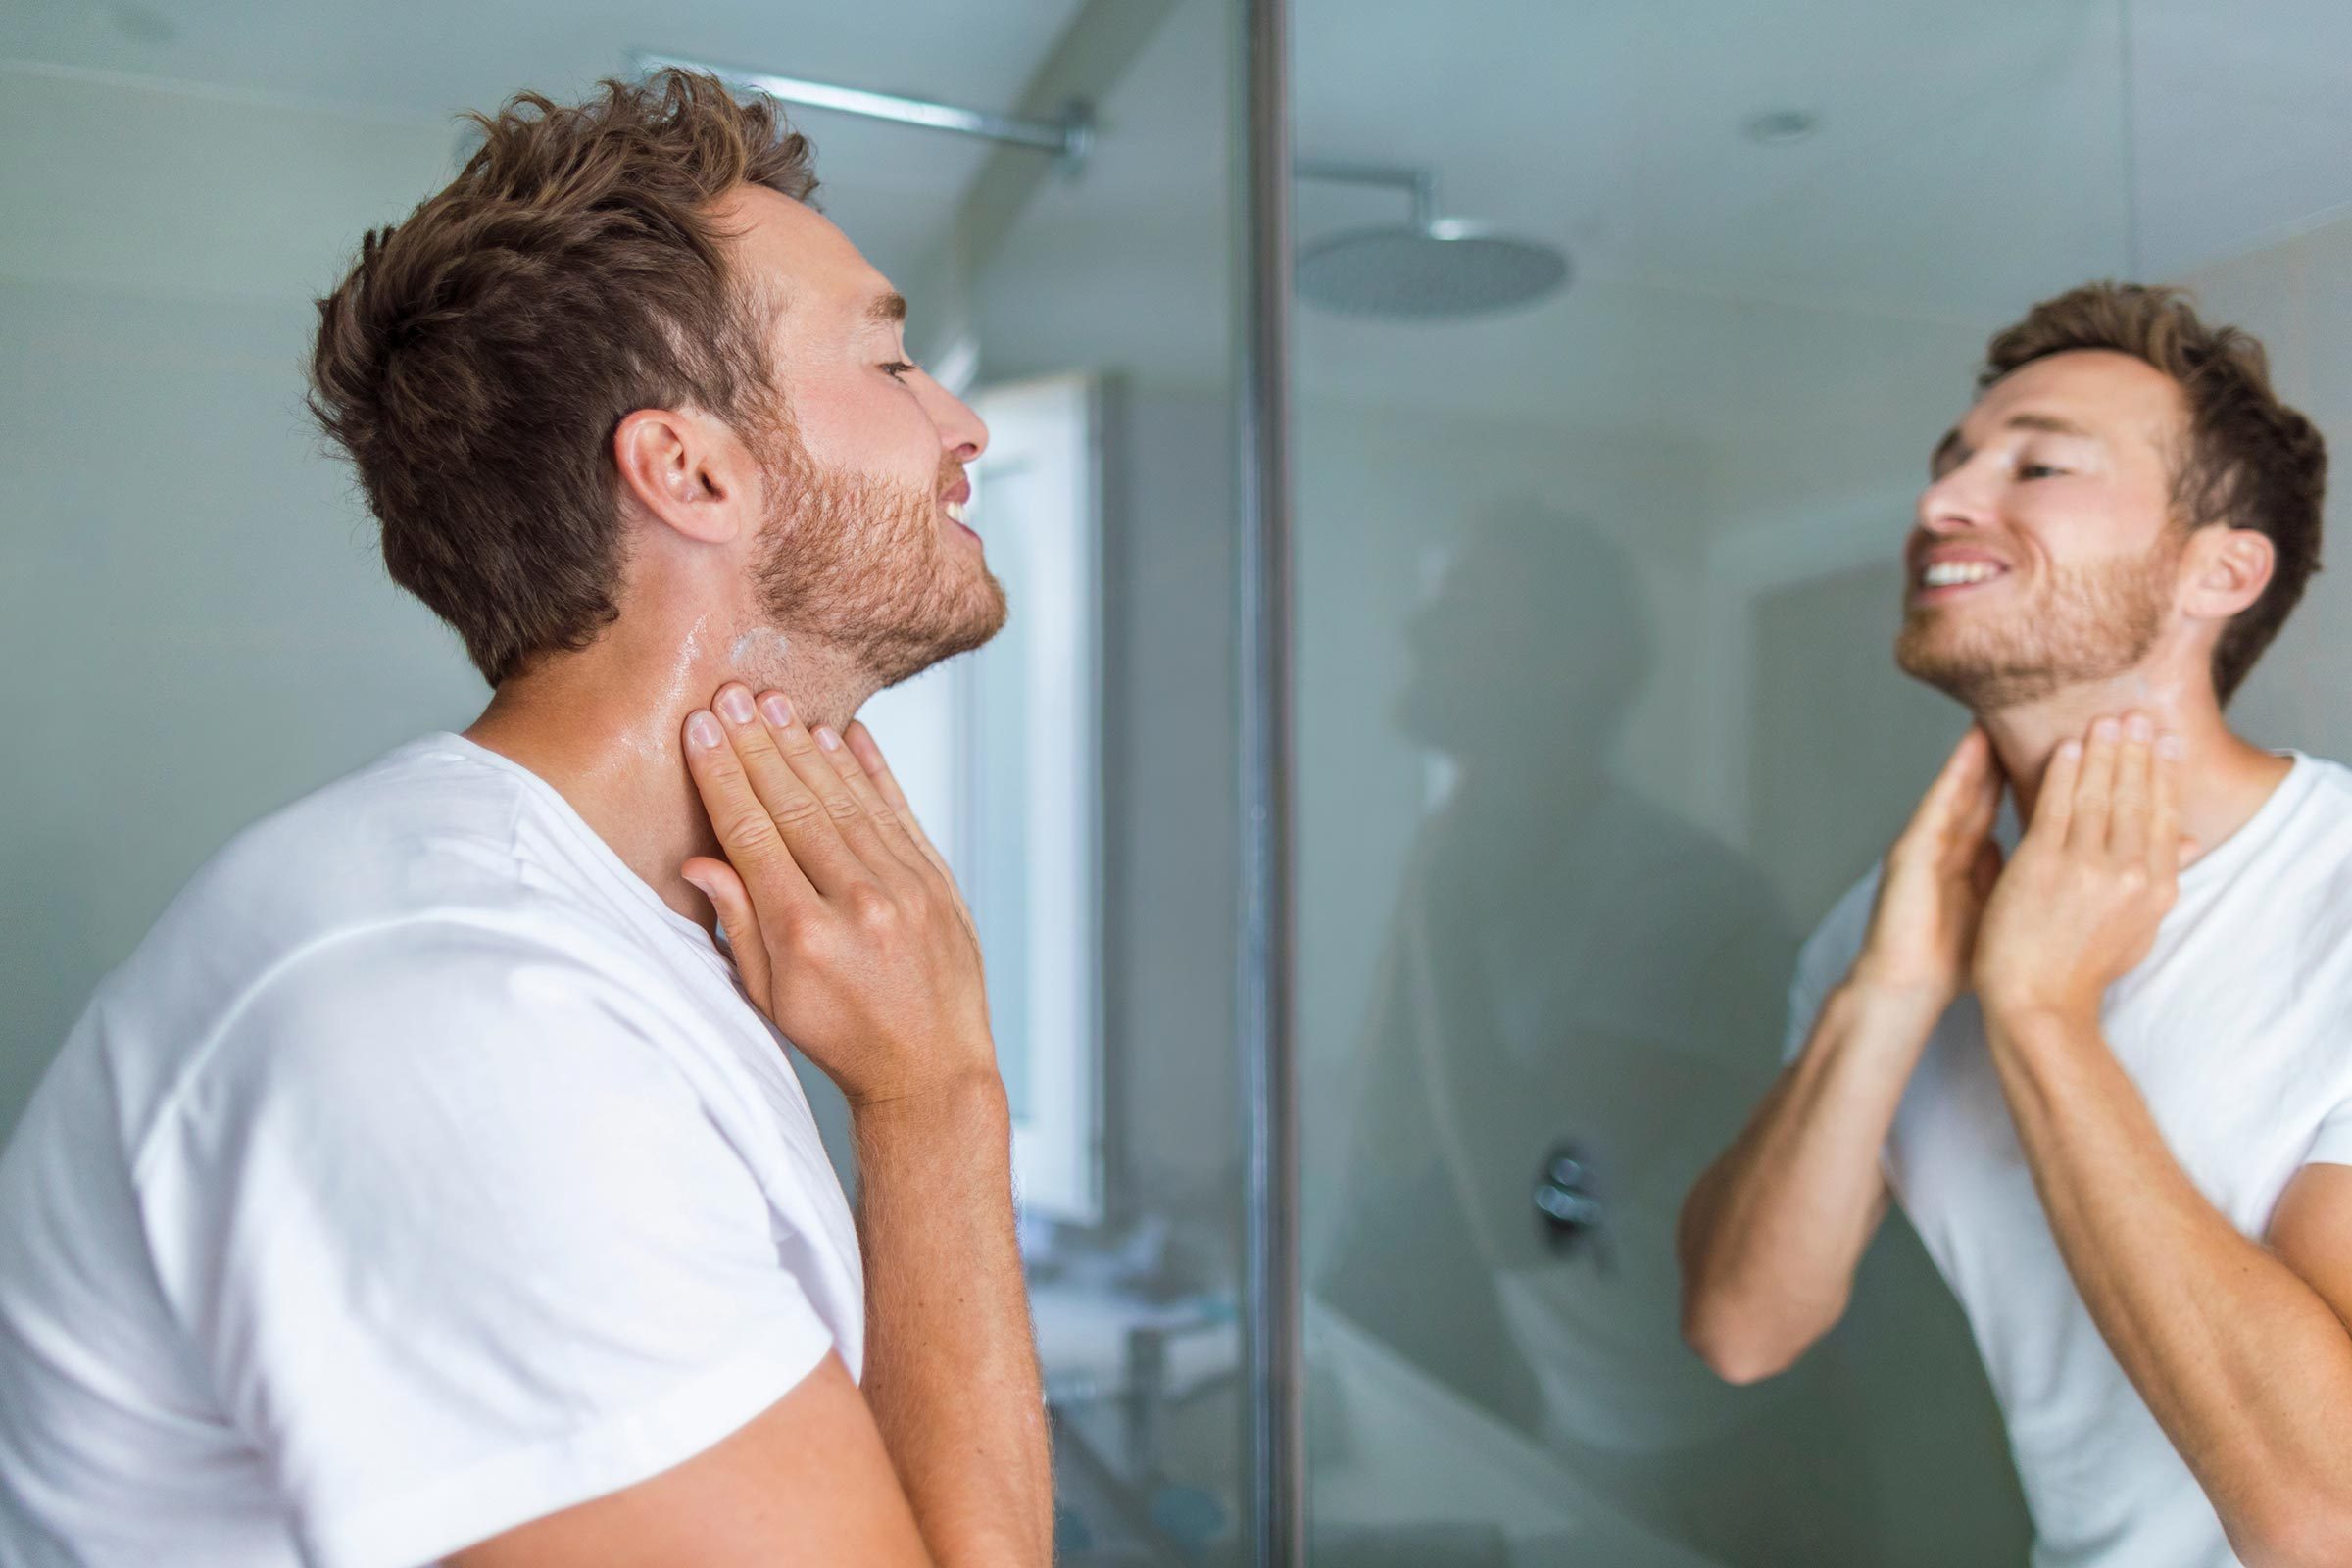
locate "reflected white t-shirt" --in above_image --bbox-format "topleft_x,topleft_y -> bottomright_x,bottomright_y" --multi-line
1788,752 -> 2352,1568
0,734 -> 863,1568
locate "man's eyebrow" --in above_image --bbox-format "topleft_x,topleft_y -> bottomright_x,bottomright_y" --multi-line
2003,411 -> 2095,438
865,291 -> 907,326
1931,427 -> 1964,474
1930,410 -> 2098,472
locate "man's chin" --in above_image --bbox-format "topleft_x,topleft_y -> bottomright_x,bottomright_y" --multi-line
1895,625 -> 2059,712
870,579 -> 1008,692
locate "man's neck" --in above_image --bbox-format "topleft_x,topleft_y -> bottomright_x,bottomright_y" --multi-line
463,615 -> 873,932
1977,664 -> 2292,865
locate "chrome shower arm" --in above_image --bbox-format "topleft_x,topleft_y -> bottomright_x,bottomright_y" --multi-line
632,51 -> 1096,172
1293,159 -> 1438,228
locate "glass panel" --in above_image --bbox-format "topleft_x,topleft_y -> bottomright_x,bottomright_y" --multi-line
2,5 -> 1250,1563
1292,2 -> 2352,1562
940,3 -> 1260,1561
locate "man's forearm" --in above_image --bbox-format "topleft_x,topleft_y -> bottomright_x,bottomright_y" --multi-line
1679,980 -> 1938,1379
1986,1009 -> 2352,1559
852,1077 -> 1052,1568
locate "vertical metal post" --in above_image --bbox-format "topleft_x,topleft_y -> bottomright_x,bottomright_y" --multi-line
1235,0 -> 1301,1562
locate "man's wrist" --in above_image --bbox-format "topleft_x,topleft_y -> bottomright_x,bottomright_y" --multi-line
849,1065 -> 1010,1149
1979,990 -> 2101,1053
1831,971 -> 1953,1036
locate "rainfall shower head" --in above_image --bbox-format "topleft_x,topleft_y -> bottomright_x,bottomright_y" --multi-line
1295,160 -> 1569,318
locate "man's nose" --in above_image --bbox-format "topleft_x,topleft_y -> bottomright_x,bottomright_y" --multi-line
918,374 -> 989,464
1917,462 -> 1995,534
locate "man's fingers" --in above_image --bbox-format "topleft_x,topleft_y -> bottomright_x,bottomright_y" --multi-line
1957,740 -> 2007,842
844,721 -> 977,938
2071,715 -> 2122,848
682,709 -> 819,908
845,721 -> 957,884
808,718 -> 930,877
783,718 -> 909,873
719,685 -> 884,883
1919,726 -> 1991,825
844,721 -> 915,816
682,855 -> 771,1004
2035,736 -> 2083,840
1895,726 -> 1993,870
2111,713 -> 2154,860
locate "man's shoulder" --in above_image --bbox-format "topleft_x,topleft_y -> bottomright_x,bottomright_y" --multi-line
2286,751 -> 2352,834
149,731 -> 649,972
72,735 -> 695,1134
194,731 -> 543,918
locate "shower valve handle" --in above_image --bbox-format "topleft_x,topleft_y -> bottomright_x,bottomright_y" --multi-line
1533,1144 -> 1606,1259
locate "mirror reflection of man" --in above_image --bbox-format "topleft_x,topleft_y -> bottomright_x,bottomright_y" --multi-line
1320,510 -> 1880,1563
1683,283 -> 2352,1568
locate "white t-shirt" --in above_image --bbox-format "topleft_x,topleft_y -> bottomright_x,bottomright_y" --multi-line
0,734 -> 863,1568
1787,751 -> 2352,1568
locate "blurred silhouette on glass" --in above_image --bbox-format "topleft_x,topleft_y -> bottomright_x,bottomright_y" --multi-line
1316,507 -> 1881,1563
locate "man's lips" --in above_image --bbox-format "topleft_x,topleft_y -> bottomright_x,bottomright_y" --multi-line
939,498 -> 980,545
937,473 -> 979,542
1908,548 -> 2012,604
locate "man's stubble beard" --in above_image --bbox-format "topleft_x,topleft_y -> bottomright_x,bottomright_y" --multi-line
1894,534 -> 2179,712
749,426 -> 1008,693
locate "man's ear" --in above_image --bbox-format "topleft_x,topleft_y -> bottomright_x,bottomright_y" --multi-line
2182,525 -> 2276,624
612,407 -> 752,545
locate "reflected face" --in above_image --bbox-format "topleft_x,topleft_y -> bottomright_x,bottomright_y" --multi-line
1399,522 -> 1646,760
1896,350 -> 2189,710
720,186 -> 1006,686
1399,552 -> 1533,749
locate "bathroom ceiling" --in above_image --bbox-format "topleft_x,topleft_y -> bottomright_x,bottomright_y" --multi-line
0,0 -> 1089,291
8,0 -> 2350,428
1294,0 -> 2352,324
1284,0 -> 2352,420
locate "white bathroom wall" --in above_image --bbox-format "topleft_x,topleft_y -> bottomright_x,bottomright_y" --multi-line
0,66 -> 480,1127
2184,213 -> 2352,768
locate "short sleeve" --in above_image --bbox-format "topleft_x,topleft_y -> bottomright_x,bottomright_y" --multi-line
134,921 -> 836,1568
1781,868 -> 1882,1065
2305,1101 -> 2352,1167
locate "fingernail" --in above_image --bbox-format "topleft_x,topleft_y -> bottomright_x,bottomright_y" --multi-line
760,693 -> 793,727
681,872 -> 711,900
2092,717 -> 2121,741
2126,712 -> 2154,742
2159,732 -> 2187,760
687,711 -> 722,749
814,726 -> 842,751
717,686 -> 755,724
2058,738 -> 2083,759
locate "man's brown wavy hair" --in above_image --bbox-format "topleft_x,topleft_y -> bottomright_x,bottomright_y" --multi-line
1979,282 -> 2327,705
309,69 -> 817,685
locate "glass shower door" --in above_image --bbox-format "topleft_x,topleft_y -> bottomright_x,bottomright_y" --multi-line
1287,3 -> 2151,1560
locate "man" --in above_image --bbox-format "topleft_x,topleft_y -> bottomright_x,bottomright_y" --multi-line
1680,282 -> 2352,1568
0,72 -> 1049,1566
1315,511 -> 1882,1561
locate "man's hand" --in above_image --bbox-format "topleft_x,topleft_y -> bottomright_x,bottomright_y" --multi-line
1973,711 -> 2183,1027
677,683 -> 995,1111
1848,724 -> 2006,1009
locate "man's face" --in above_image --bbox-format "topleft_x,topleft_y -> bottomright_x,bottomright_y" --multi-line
723,186 -> 1006,688
1397,521 -> 1645,761
1897,349 -> 2190,711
